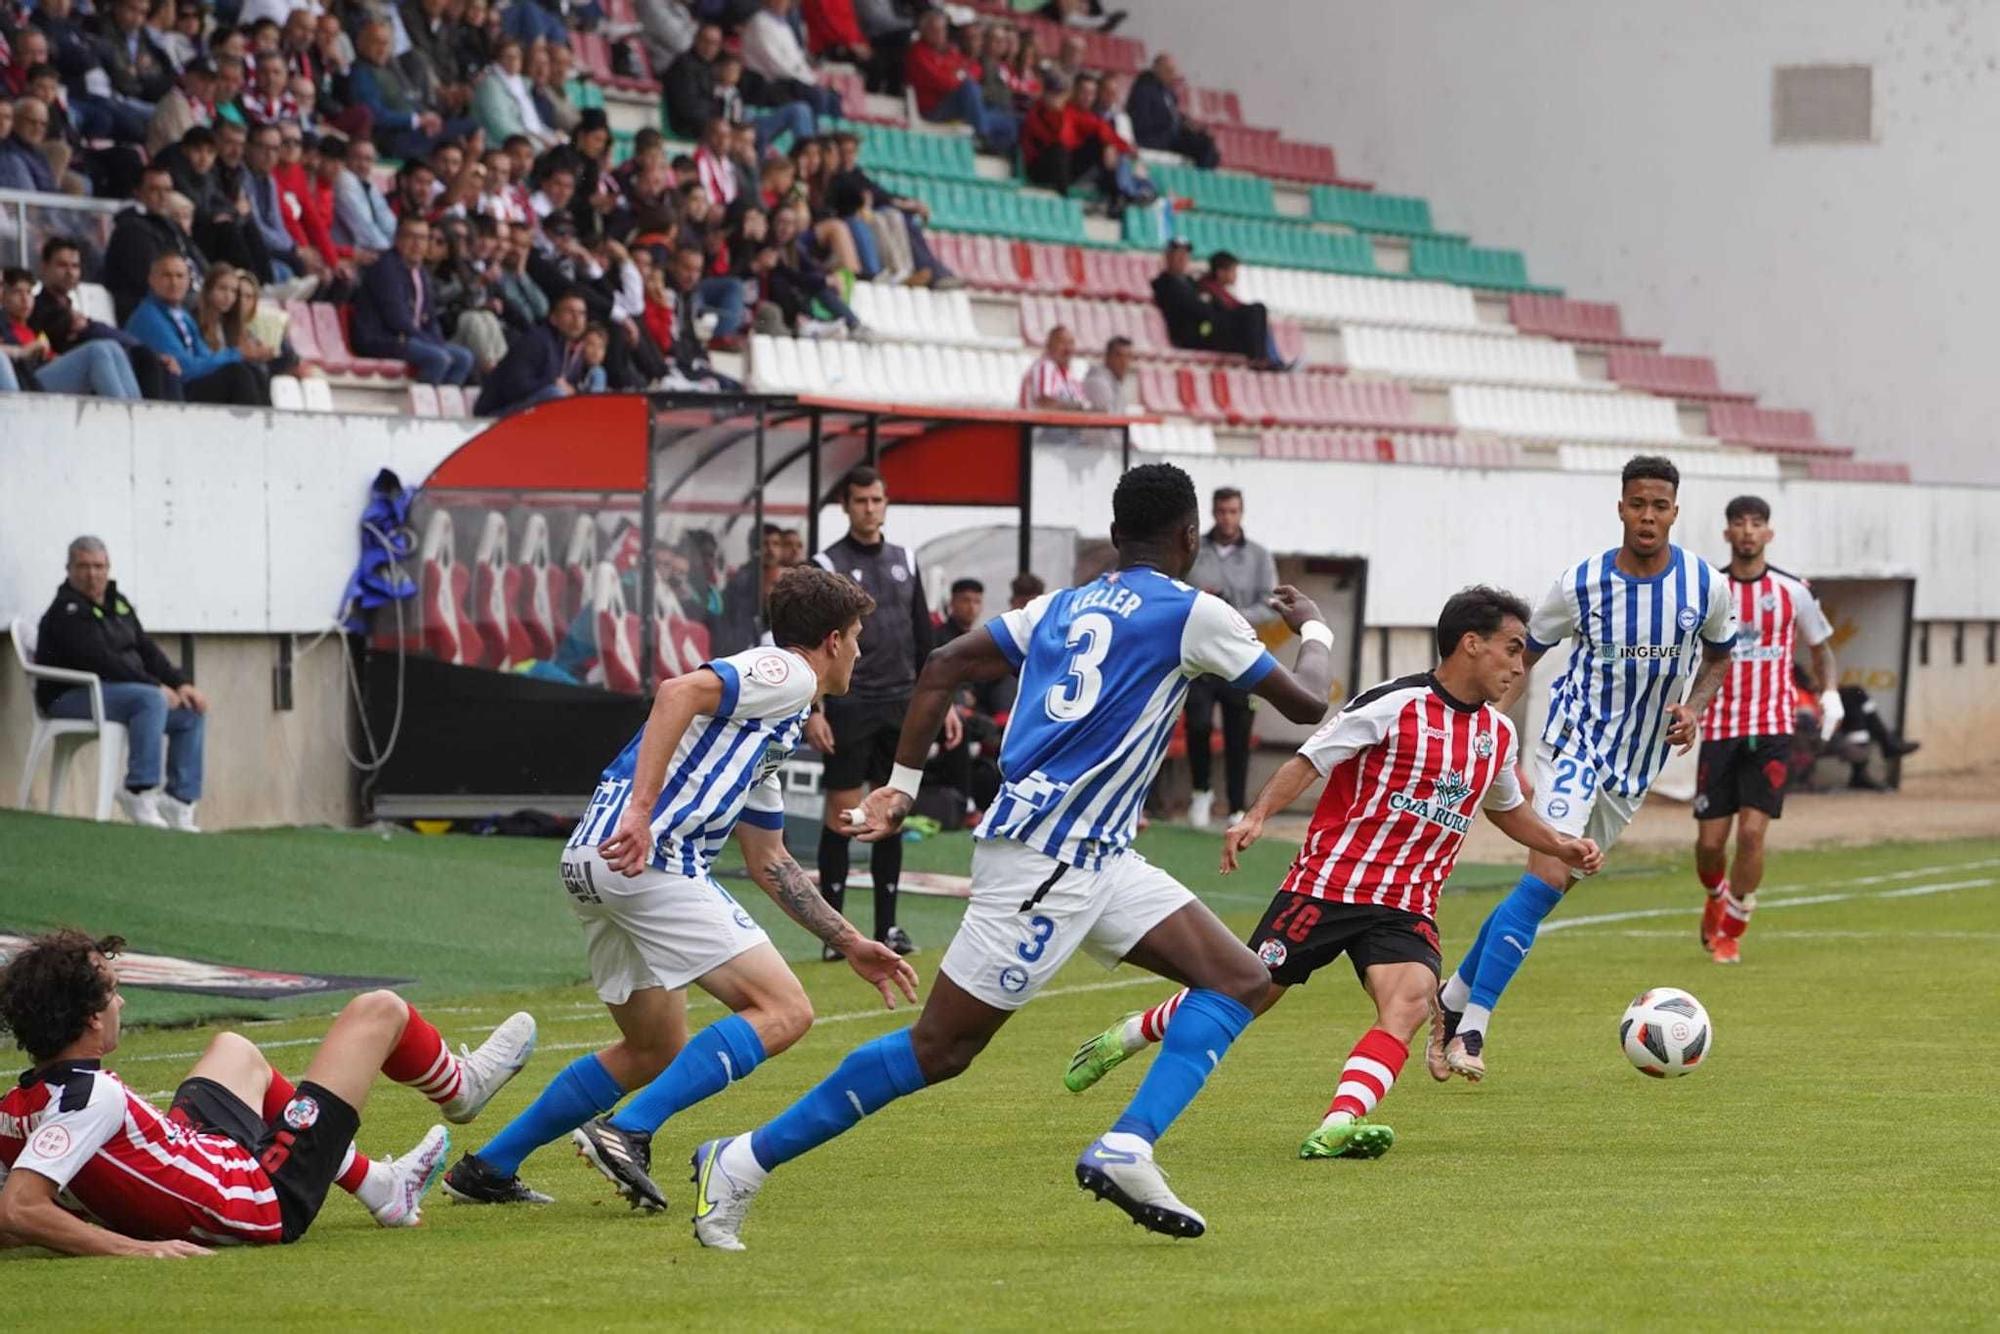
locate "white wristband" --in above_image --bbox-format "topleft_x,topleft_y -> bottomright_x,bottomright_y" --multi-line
1299,620 -> 1334,650
887,763 -> 925,801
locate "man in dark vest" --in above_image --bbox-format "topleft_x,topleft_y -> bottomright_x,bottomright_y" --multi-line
806,465 -> 957,957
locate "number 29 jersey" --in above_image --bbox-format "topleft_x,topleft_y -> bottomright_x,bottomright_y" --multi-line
977,566 -> 1281,871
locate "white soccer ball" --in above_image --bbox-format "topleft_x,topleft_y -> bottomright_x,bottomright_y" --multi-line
1619,987 -> 1712,1078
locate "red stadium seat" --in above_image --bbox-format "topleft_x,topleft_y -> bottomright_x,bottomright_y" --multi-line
1259,431 -> 1392,463
283,299 -> 334,372
469,511 -> 527,669
316,304 -> 404,377
1707,403 -> 1849,456
593,562 -> 643,694
1019,242 -> 1079,295
513,513 -> 562,661
560,512 -> 598,628
1606,349 -> 1751,402
1806,459 -> 1910,483
1137,365 -> 1185,415
418,509 -> 474,665
1507,294 -> 1658,347
1183,367 -> 1229,422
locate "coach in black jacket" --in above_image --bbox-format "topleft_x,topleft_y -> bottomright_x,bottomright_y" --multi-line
1151,237 -> 1217,351
34,536 -> 208,830
474,290 -> 588,415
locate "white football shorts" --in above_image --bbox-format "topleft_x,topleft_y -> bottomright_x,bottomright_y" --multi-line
560,846 -> 771,1004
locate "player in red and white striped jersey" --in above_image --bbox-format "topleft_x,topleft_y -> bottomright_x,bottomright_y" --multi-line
1019,325 -> 1088,410
0,931 -> 537,1257
1693,496 -> 1837,964
1062,589 -> 1601,1159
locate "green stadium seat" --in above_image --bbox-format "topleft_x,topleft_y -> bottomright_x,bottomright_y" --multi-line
1149,164 -> 1277,218
1310,185 -> 1437,237
1408,240 -> 1535,291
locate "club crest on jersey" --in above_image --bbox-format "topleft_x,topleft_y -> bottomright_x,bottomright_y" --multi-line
998,965 -> 1030,994
29,1123 -> 72,1158
751,654 -> 791,685
1678,607 -> 1699,631
282,1096 -> 320,1131
1387,770 -> 1474,833
890,565 -> 908,583
1257,938 -> 1288,968
1474,733 -> 1496,759
1546,797 -> 1571,819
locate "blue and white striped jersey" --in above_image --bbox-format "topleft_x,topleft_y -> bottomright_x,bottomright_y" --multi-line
1529,545 -> 1737,798
569,646 -> 816,876
977,566 -> 1281,870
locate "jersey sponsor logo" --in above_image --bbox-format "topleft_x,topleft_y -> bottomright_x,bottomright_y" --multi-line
1256,937 -> 1288,968
998,964 -> 1030,994
0,934 -> 408,1001
750,654 -> 791,685
1474,733 -> 1496,759
29,1123 -> 72,1158
751,745 -> 794,786
1603,643 -> 1685,660
282,1096 -> 320,1131
1385,769 -> 1475,834
1759,593 -> 1779,611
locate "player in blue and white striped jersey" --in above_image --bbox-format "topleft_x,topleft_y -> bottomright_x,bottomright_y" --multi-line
686,464 -> 1340,1247
442,567 -> 918,1210
1433,455 -> 1737,1081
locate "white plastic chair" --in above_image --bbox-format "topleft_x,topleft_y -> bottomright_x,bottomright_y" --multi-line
268,374 -> 305,410
301,376 -> 335,412
11,615 -> 129,821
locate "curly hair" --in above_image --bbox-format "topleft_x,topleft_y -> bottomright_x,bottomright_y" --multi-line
1111,462 -> 1198,545
0,929 -> 126,1063
767,565 -> 875,650
1621,453 -> 1680,492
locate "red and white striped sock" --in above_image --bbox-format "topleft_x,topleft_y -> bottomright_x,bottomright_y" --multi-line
1324,1027 -> 1409,1124
263,1070 -> 372,1193
381,1006 -> 464,1107
1718,890 -> 1756,940
1698,865 -> 1727,898
1124,989 -> 1188,1051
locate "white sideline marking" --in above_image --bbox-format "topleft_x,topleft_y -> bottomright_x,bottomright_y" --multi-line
1598,929 -> 2000,941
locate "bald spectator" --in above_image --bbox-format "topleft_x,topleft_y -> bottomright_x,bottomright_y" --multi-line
1128,51 -> 1217,169
124,250 -> 273,404
1019,323 -> 1088,410
33,536 -> 208,830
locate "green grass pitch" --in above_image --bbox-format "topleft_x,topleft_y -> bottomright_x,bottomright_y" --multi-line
3,809 -> 1997,1329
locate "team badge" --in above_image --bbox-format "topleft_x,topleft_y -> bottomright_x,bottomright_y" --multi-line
734,907 -> 757,930
1546,797 -> 1570,819
29,1124 -> 72,1158
1693,793 -> 1709,815
1678,607 -> 1699,631
998,965 -> 1030,994
751,654 -> 791,685
1256,938 -> 1288,968
1474,733 -> 1496,759
283,1096 -> 320,1131
891,564 -> 909,583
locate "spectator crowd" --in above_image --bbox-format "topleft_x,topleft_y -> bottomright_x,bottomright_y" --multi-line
0,0 -> 1243,413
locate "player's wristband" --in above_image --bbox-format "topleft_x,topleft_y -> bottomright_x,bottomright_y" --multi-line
887,763 -> 925,801
1299,620 -> 1334,650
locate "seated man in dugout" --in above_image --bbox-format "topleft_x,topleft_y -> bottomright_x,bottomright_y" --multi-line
32,536 -> 209,830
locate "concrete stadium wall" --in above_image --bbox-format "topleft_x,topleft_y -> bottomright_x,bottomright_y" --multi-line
1132,0 -> 2000,485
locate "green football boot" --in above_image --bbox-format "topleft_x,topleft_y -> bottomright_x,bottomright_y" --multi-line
1298,1119 -> 1396,1160
1064,1013 -> 1141,1093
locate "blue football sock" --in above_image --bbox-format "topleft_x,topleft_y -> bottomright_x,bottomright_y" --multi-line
1449,901 -> 1499,989
609,1014 -> 767,1135
749,1028 -> 926,1171
473,1053 -> 624,1175
1108,989 -> 1252,1145
1467,874 -> 1566,1012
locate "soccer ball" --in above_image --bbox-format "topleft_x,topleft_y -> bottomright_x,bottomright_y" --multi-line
1619,987 -> 1712,1078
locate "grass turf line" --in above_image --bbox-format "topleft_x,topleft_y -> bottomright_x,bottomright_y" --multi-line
1,811 -> 1995,1328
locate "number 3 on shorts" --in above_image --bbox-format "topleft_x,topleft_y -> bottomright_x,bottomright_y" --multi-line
1046,613 -> 1114,722
1018,913 -> 1056,962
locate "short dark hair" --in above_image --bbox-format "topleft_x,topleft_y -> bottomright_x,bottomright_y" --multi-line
766,565 -> 874,650
180,124 -> 217,150
1112,462 -> 1198,545
1435,585 -> 1532,659
1011,572 -> 1046,601
2,266 -> 33,288
395,212 -> 428,236
1104,335 -> 1133,356
838,464 -> 883,503
950,577 -> 984,597
1725,494 -> 1771,523
1621,453 -> 1680,492
40,235 -> 81,264
1207,249 -> 1239,271
1211,486 -> 1242,506
0,930 -> 127,1063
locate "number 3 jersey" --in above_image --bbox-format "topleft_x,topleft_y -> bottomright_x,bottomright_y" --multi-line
575,647 -> 816,877
978,566 -> 1281,871
1279,673 -> 1522,921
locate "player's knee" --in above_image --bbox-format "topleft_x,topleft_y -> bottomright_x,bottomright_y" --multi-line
1737,824 -> 1767,854
206,1030 -> 268,1072
1213,952 -> 1271,1011
910,1028 -> 986,1084
348,988 -> 411,1031
753,993 -> 815,1055
1377,991 -> 1430,1042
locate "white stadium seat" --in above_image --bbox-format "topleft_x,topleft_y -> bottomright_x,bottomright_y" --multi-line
1235,267 -> 1483,330
73,282 -> 116,326
1449,385 -> 1684,441
268,374 -> 305,410
1342,326 -> 1585,387
301,376 -> 335,412
1129,420 -> 1219,454
1556,444 -> 1779,479
749,336 -> 1038,408
846,283 -> 1013,347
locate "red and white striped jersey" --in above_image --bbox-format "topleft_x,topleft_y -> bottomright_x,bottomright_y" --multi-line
1280,673 -> 1522,920
1019,356 -> 1086,409
1702,567 -> 1831,741
0,1061 -> 282,1246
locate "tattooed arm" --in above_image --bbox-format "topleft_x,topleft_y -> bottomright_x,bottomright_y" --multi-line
735,824 -> 919,1008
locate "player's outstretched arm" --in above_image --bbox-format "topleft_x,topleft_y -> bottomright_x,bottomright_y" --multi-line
1485,802 -> 1603,876
1666,642 -> 1733,752
851,628 -> 1015,841
1221,754 -> 1320,873
600,667 -> 726,875
1249,586 -> 1338,724
0,1168 -> 209,1259
736,825 -> 920,1008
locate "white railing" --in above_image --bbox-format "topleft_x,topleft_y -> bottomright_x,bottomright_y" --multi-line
0,187 -> 127,269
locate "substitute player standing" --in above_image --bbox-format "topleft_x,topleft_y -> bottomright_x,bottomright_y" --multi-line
441,567 -> 916,1209
681,464 -> 1339,1247
1062,588 -> 1600,1159
1694,496 -> 1836,964
807,465 -> 959,957
0,931 -> 534,1255
1435,455 -> 1737,1080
